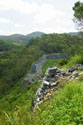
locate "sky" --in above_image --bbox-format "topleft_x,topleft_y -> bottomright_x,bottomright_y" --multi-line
0,0 -> 82,35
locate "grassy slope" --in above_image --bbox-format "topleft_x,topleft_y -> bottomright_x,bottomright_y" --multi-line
0,78 -> 83,125
0,55 -> 83,125
33,80 -> 83,125
0,34 -> 83,124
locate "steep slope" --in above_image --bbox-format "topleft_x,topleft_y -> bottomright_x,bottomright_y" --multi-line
0,64 -> 83,125
0,33 -> 83,124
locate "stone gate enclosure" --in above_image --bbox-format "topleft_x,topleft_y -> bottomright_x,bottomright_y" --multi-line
21,53 -> 69,88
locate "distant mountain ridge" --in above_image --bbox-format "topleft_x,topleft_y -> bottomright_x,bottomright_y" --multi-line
65,32 -> 80,36
0,31 -> 80,45
0,31 -> 44,44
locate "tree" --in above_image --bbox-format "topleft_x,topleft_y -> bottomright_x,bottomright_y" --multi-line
73,1 -> 83,33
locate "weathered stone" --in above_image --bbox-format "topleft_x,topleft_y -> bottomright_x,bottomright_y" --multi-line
68,66 -> 77,73
72,71 -> 79,77
21,73 -> 42,88
42,80 -> 50,86
30,63 -> 42,74
79,72 -> 83,75
22,53 -> 69,88
35,65 -> 81,106
50,81 -> 59,87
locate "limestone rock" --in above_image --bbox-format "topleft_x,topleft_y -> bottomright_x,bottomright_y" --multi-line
35,65 -> 82,106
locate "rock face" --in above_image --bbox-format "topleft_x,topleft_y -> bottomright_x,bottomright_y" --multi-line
35,64 -> 83,106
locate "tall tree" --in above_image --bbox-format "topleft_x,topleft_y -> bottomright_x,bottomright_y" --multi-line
73,1 -> 83,33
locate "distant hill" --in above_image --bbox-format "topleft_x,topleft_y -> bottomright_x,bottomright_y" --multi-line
0,32 -> 44,45
66,32 -> 80,36
26,31 -> 44,38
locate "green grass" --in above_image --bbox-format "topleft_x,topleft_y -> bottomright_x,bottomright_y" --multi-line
42,59 -> 59,73
0,79 -> 83,125
32,80 -> 83,125
0,54 -> 83,125
59,55 -> 83,69
0,78 -> 41,125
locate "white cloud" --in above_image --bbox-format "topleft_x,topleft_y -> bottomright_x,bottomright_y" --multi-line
34,4 -> 66,25
14,23 -> 25,28
0,0 -> 77,34
0,0 -> 38,14
0,18 -> 13,24
33,4 -> 76,33
0,30 -> 15,35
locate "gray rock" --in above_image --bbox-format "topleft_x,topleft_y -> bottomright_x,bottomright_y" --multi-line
30,63 -> 42,74
72,71 -> 79,77
79,72 -> 83,75
50,81 -> 59,87
68,66 -> 77,73
76,64 -> 83,70
42,80 -> 50,86
20,73 -> 42,88
35,65 -> 82,105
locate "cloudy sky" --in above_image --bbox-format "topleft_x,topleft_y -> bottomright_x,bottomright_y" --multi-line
0,0 -> 81,35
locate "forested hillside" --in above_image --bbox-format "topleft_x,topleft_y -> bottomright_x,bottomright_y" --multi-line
0,32 -> 44,45
0,32 -> 83,125
0,0 -> 83,124
0,33 -> 83,95
28,33 -> 83,55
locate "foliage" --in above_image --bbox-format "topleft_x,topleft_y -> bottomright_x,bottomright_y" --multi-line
27,33 -> 83,56
73,1 -> 83,33
32,80 -> 83,125
42,59 -> 59,73
0,39 -> 22,51
79,74 -> 83,81
0,80 -> 83,125
0,32 -> 44,45
0,32 -> 83,124
62,55 -> 83,68
0,42 -> 43,95
58,58 -> 69,66
0,33 -> 83,95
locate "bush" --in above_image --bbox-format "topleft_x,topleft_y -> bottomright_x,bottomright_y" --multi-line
58,58 -> 69,66
79,74 -> 83,81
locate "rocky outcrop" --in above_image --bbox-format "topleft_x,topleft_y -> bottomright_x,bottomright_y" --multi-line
35,64 -> 83,106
